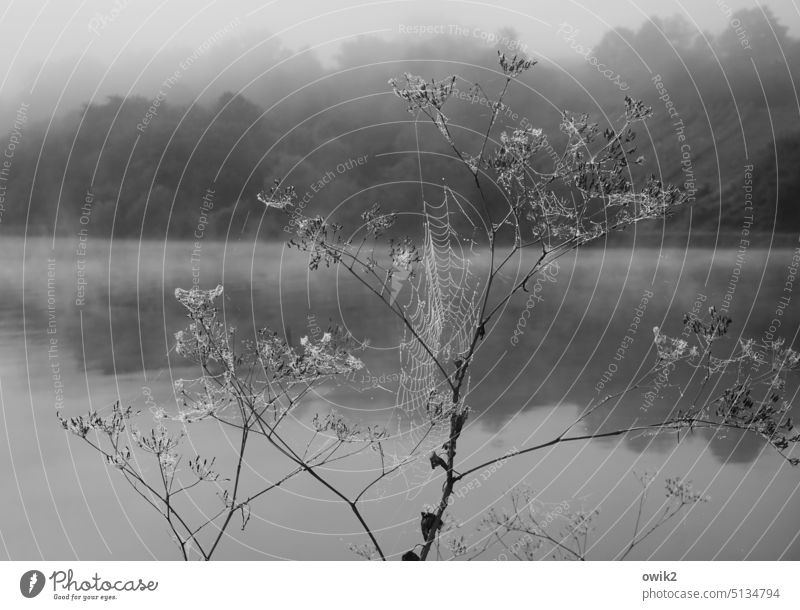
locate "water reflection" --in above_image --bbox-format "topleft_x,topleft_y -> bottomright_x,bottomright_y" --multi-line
11,238 -> 800,458
1,237 -> 799,559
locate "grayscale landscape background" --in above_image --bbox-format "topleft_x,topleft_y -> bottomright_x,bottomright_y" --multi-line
1,0 -> 799,560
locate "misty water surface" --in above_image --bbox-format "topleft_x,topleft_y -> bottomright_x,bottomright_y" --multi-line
1,236 -> 799,560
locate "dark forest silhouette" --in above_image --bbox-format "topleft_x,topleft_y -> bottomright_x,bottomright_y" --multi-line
1,7 -> 798,240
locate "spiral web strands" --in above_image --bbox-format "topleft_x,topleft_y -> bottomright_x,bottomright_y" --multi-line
385,188 -> 482,497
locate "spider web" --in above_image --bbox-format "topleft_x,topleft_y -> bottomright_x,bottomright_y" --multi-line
384,188 -> 483,496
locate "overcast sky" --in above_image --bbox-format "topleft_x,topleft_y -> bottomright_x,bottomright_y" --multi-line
1,0 -> 797,100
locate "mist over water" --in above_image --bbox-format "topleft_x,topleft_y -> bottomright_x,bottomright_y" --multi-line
1,238 -> 799,559
2,1 -> 800,563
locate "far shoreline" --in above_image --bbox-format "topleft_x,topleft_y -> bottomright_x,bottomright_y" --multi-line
3,231 -> 798,249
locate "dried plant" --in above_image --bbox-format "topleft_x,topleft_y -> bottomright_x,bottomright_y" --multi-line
60,285 -> 397,560
468,474 -> 709,561
267,51 -> 798,559
62,51 -> 799,560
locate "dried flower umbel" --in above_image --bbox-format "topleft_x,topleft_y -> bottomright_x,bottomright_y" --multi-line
651,307 -> 800,463
59,282 -> 387,560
